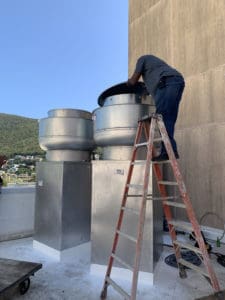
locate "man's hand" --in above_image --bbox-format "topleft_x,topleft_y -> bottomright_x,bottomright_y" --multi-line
127,72 -> 141,86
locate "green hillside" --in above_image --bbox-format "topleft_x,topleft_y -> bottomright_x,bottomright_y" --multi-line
0,113 -> 43,157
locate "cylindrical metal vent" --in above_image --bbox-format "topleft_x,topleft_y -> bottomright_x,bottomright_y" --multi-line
93,82 -> 155,160
39,109 -> 94,161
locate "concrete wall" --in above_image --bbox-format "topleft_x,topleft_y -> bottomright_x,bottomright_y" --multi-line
0,186 -> 35,241
129,0 -> 225,228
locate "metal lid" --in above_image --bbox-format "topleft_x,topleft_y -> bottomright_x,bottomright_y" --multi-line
97,82 -> 148,107
48,109 -> 92,119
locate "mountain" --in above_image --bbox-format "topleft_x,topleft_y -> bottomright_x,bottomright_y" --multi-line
0,113 -> 43,157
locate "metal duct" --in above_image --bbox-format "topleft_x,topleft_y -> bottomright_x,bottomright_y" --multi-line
39,109 -> 94,161
93,82 -> 155,160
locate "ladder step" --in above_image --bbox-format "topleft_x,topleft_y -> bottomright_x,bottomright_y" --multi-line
111,254 -> 133,271
173,240 -> 203,254
127,193 -> 152,198
153,137 -> 163,142
178,258 -> 209,278
117,230 -> 137,243
121,206 -> 139,215
148,196 -> 178,200
158,181 -> 178,186
135,142 -> 148,148
106,277 -> 130,299
139,115 -> 151,121
131,161 -> 146,165
168,220 -> 193,232
163,201 -> 186,208
127,184 -> 143,190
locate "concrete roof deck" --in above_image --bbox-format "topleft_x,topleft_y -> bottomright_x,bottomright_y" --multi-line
0,238 -> 224,300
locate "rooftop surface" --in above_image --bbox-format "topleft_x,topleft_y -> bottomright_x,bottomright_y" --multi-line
0,237 -> 225,300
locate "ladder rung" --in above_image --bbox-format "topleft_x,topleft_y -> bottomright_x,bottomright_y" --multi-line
121,206 -> 139,215
168,220 -> 193,232
158,181 -> 178,186
106,277 -> 130,299
131,161 -> 146,165
111,253 -> 133,271
153,137 -> 163,142
152,160 -> 170,164
117,230 -> 137,243
148,196 -> 178,200
163,201 -> 186,208
173,240 -> 203,254
127,194 -> 152,198
127,184 -> 143,189
135,142 -> 148,148
178,258 -> 209,278
139,114 -> 153,122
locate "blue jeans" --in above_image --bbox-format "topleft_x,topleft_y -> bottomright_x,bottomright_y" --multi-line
154,76 -> 185,155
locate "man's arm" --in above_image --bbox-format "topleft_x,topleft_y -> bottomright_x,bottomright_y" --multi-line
127,71 -> 141,86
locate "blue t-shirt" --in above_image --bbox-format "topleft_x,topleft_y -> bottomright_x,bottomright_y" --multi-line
135,55 -> 183,96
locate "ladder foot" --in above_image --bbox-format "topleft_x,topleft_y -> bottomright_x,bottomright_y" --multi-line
100,289 -> 107,299
179,266 -> 187,279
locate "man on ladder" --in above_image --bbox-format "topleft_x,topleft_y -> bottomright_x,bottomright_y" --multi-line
100,54 -> 221,300
127,54 -> 185,161
100,113 -> 221,299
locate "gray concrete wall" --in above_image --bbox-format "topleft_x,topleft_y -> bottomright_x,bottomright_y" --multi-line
0,186 -> 35,241
129,0 -> 225,228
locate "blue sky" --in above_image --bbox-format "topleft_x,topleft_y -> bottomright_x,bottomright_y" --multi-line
0,1 -> 128,119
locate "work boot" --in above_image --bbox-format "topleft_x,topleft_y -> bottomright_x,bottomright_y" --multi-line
152,152 -> 179,161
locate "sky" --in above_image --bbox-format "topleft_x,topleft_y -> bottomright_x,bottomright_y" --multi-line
0,1 -> 128,119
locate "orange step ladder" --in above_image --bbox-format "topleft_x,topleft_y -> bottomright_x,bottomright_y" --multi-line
100,113 -> 220,300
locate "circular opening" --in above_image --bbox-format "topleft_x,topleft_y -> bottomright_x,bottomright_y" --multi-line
98,82 -> 148,106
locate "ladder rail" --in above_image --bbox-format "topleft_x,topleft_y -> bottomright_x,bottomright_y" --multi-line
152,161 -> 185,274
149,121 -> 184,271
157,116 -> 220,291
101,120 -> 146,297
143,116 -> 182,261
130,117 -> 155,299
